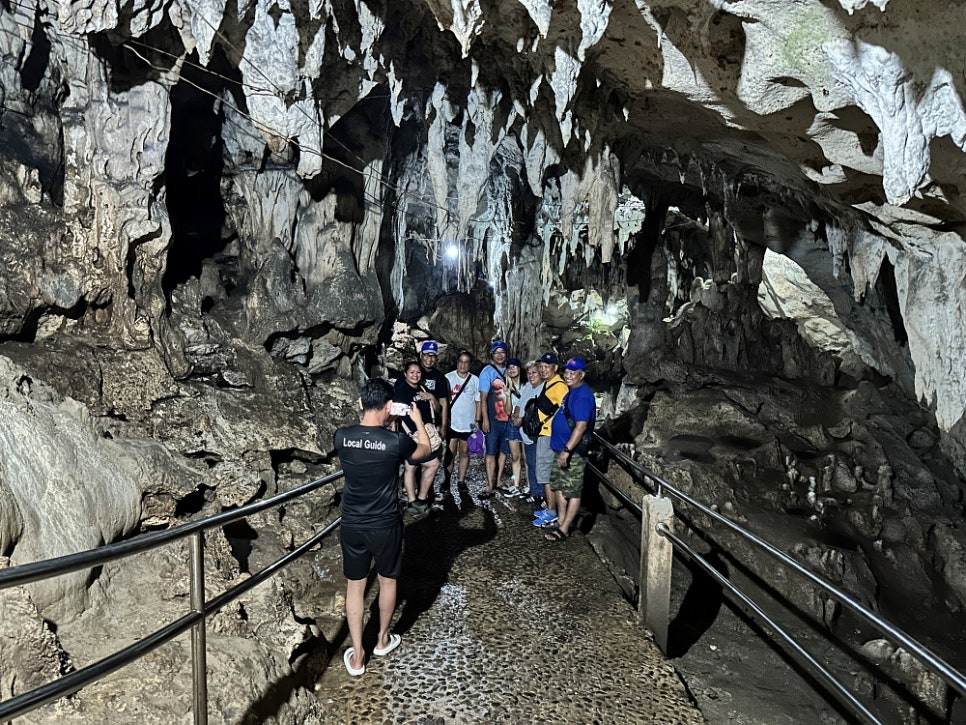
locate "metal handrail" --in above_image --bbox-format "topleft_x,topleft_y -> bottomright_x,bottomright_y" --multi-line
0,470 -> 343,591
659,522 -> 883,724
0,471 -> 344,723
591,434 -> 966,701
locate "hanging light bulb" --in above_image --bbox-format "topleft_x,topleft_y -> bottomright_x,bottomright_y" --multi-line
445,242 -> 460,262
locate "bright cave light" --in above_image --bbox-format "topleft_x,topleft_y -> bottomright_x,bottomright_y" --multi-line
444,243 -> 460,261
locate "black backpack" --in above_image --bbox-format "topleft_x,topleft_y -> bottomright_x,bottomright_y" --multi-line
521,398 -> 542,437
522,380 -> 566,437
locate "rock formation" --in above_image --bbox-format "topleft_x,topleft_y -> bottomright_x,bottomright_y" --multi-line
0,0 -> 965,721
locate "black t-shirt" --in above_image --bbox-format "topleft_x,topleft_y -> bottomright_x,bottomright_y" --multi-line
334,425 -> 416,528
420,367 -> 451,403
393,378 -> 435,429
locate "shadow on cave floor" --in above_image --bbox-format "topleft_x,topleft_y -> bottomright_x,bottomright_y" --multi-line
666,553 -> 727,659
302,465 -> 703,724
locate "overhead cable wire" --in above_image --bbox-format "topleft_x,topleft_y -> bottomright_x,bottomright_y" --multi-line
0,1 -> 574,233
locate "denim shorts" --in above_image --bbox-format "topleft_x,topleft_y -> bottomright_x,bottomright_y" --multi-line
485,419 -> 509,456
505,423 -> 523,442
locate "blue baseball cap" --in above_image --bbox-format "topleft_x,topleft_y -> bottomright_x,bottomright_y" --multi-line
538,351 -> 558,365
491,340 -> 508,352
506,357 -> 522,368
419,340 -> 439,355
564,357 -> 586,371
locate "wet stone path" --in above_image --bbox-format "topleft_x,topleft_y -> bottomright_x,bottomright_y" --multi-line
312,462 -> 705,724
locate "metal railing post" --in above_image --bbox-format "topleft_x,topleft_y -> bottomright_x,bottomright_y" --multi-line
189,531 -> 208,725
639,494 -> 674,653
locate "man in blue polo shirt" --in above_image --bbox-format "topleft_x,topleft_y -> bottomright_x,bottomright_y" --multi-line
477,340 -> 509,498
545,357 -> 595,541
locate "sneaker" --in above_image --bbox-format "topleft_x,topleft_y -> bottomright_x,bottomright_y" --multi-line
532,508 -> 555,521
533,514 -> 557,527
406,500 -> 429,517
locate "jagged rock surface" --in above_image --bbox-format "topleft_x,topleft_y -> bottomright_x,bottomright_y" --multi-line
1,0 -> 966,722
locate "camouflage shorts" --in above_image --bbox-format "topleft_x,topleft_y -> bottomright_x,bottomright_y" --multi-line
549,453 -> 587,499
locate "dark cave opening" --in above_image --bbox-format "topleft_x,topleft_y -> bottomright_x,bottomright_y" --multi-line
18,5 -> 50,93
876,256 -> 908,346
162,54 -> 228,297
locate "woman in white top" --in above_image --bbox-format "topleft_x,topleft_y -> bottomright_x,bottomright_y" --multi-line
512,360 -> 544,506
444,350 -> 480,491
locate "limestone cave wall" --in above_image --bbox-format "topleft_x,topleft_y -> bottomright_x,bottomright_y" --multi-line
1,0 -> 965,721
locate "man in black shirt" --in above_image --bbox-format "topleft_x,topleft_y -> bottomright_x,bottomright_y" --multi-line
418,340 -> 450,436
334,378 -> 431,676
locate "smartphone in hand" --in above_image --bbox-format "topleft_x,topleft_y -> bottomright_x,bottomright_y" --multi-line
389,402 -> 410,416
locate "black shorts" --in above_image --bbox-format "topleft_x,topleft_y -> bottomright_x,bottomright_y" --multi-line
340,523 -> 404,580
449,430 -> 471,442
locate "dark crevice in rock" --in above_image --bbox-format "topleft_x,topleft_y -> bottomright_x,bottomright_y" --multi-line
173,485 -> 213,518
162,56 -> 228,297
222,519 -> 257,574
876,256 -> 908,347
18,6 -> 49,93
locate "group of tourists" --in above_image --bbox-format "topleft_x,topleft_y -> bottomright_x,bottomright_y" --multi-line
331,337 -> 596,675
472,340 -> 596,543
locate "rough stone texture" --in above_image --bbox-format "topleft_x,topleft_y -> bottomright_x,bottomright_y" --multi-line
313,474 -> 704,724
0,355 -> 144,620
586,375 -> 965,722
2,0 -> 966,443
0,560 -> 67,703
1,0 -> 966,722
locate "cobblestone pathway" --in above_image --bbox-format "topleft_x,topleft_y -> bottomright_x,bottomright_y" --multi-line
313,466 -> 705,724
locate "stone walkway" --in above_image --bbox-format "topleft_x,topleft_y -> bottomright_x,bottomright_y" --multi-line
312,474 -> 705,724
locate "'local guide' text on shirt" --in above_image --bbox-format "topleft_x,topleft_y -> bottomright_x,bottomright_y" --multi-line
340,436 -> 388,451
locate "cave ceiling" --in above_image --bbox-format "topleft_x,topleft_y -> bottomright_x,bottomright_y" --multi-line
1,0 -> 965,440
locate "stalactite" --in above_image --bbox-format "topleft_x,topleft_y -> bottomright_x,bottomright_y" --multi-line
175,0 -> 227,65
549,47 -> 581,145
456,85 -> 502,238
448,0 -> 485,58
358,160 -> 385,275
576,0 -> 613,61
517,0 -> 553,38
585,147 -> 621,264
826,39 -> 966,206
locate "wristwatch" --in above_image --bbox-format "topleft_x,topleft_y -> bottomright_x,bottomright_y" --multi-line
563,447 -> 572,454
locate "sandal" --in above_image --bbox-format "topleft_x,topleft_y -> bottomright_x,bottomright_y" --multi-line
545,528 -> 569,542
497,485 -> 520,497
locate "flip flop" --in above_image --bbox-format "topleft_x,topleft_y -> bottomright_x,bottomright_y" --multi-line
373,633 -> 401,657
545,528 -> 569,542
343,647 -> 365,676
